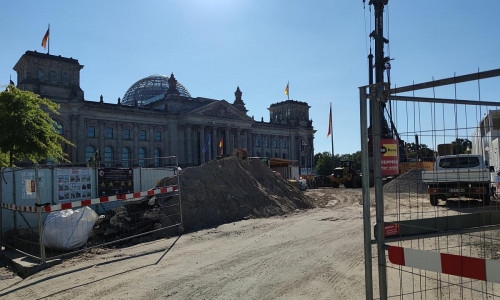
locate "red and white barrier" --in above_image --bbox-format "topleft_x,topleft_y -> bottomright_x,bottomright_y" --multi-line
388,245 -> 500,283
1,186 -> 177,213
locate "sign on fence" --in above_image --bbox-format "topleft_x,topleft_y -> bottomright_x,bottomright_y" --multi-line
98,168 -> 133,196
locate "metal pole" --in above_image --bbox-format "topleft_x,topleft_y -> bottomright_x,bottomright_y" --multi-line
360,87 -> 373,300
35,164 -> 46,263
330,102 -> 334,158
176,156 -> 184,233
372,84 -> 387,300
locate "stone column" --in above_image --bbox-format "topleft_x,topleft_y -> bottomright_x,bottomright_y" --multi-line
178,125 -> 185,165
169,120 -> 178,157
149,128 -> 155,167
225,127 -> 230,155
213,127 -> 218,157
98,120 -> 104,164
133,125 -> 139,166
186,126 -> 192,165
236,128 -> 241,149
199,126 -> 205,164
116,124 -> 122,166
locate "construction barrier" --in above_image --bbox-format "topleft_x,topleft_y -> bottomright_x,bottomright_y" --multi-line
0,156 -> 182,263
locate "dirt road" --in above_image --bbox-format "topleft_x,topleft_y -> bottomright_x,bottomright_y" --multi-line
0,188 -> 368,299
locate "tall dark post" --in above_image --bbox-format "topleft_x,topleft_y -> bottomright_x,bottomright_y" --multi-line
371,1 -> 389,299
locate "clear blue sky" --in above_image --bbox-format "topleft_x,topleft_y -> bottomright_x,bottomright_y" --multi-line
1,0 -> 499,155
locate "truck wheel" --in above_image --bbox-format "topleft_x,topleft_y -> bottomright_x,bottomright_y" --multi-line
430,195 -> 438,206
483,195 -> 491,206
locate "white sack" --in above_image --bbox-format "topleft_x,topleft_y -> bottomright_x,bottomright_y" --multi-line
43,206 -> 98,250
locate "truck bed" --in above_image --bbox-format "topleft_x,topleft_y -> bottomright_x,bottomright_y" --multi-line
422,169 -> 490,183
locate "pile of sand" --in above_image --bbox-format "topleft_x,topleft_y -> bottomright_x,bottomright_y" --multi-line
158,157 -> 314,230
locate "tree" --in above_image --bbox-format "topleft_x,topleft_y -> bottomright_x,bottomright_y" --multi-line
405,143 -> 435,161
451,138 -> 472,154
0,85 -> 73,167
315,151 -> 334,175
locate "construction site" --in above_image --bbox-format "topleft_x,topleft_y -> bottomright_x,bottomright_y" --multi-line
2,1 -> 500,300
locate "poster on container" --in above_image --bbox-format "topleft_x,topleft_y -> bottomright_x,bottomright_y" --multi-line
56,168 -> 92,203
381,139 -> 399,176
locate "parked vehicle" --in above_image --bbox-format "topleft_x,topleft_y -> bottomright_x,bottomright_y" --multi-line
422,154 -> 491,206
330,160 -> 361,188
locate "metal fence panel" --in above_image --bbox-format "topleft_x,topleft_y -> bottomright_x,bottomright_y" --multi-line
361,70 -> 500,299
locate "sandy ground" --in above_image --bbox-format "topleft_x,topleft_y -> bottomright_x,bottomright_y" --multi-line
1,187 -> 496,299
0,188 -> 369,299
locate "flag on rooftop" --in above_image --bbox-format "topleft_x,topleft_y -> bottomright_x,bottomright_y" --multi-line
41,26 -> 50,49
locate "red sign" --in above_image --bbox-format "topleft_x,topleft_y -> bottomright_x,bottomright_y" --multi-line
381,139 -> 399,176
384,223 -> 400,237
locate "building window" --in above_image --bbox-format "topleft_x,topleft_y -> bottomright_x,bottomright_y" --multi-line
138,148 -> 146,167
87,126 -> 95,137
140,130 -> 147,140
282,153 -> 286,159
62,72 -> 68,84
123,129 -> 131,140
50,70 -> 57,82
255,138 -> 260,147
264,139 -> 269,148
37,68 -> 44,80
155,131 -> 161,141
104,147 -> 113,167
265,152 -> 269,158
106,127 -> 114,138
282,141 -> 287,148
86,146 -> 96,163
154,148 -> 161,167
273,139 -> 278,148
121,148 -> 130,167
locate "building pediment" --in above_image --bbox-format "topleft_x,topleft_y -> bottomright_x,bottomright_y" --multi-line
189,100 -> 252,121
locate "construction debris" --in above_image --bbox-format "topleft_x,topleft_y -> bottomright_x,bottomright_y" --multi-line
158,157 -> 314,230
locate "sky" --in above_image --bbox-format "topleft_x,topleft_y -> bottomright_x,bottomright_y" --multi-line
1,0 -> 499,156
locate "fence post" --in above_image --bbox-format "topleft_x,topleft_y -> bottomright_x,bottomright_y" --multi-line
35,164 -> 46,263
360,87 -> 373,300
176,156 -> 184,233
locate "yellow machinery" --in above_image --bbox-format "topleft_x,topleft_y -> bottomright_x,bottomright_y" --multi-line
329,160 -> 361,188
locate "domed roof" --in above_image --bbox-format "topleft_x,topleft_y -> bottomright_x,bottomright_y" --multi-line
121,74 -> 191,106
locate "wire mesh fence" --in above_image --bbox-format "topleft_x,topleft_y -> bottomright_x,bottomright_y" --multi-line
0,156 -> 182,263
361,70 -> 500,299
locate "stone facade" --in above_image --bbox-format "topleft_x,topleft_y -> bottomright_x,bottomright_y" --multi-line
13,51 -> 316,169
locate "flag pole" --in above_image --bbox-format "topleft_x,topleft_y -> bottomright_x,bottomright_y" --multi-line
287,81 -> 290,100
330,102 -> 334,158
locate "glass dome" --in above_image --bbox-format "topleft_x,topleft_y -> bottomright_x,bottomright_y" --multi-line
121,74 -> 191,106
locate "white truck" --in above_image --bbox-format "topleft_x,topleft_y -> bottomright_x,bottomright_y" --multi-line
421,154 -> 492,206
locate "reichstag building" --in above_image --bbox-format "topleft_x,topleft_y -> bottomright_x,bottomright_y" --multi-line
12,51 -> 316,168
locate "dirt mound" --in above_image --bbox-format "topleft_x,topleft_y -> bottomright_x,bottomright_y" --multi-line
383,169 -> 428,194
158,157 -> 314,230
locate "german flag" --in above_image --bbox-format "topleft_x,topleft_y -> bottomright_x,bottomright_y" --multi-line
41,27 -> 49,49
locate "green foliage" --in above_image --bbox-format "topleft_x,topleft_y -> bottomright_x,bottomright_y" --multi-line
405,143 -> 435,160
451,138 -> 472,154
314,151 -> 334,175
0,85 -> 73,167
314,151 -> 362,175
